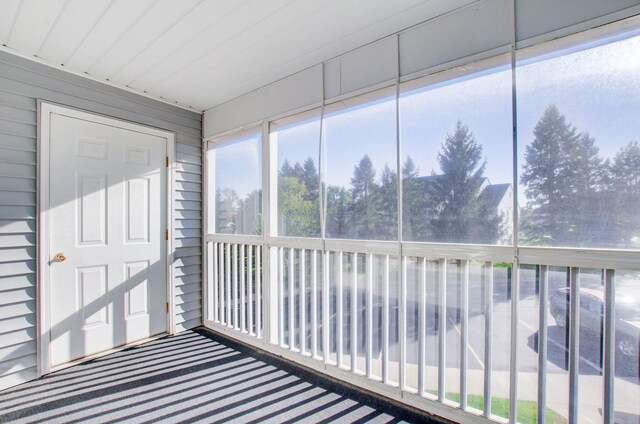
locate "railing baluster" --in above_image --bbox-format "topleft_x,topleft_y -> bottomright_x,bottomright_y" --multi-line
219,243 -> 224,324
256,245 -> 262,339
289,247 -> 295,351
509,262 -> 520,423
300,249 -> 306,354
366,253 -> 373,378
483,261 -> 493,418
568,267 -> 580,424
225,243 -> 231,327
232,243 -> 238,328
418,257 -> 426,396
538,265 -> 549,424
603,269 -> 615,424
212,242 -> 218,323
438,258 -> 447,402
240,244 -> 246,333
460,259 -> 469,409
323,251 -> 330,364
311,250 -> 318,358
382,254 -> 390,384
337,252 -> 344,367
351,253 -> 358,373
400,255 -> 407,389
279,247 -> 285,346
248,245 -> 254,335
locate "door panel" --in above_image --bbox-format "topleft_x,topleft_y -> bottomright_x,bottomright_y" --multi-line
77,174 -> 107,245
125,178 -> 150,243
49,113 -> 167,368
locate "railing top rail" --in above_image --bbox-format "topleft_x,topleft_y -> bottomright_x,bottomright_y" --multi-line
206,234 -> 263,244
207,234 -> 640,270
402,242 -> 513,262
518,246 -> 640,270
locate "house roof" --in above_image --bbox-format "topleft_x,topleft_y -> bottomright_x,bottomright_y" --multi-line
479,183 -> 511,208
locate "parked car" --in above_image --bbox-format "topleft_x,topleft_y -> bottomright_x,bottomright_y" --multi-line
550,287 -> 640,357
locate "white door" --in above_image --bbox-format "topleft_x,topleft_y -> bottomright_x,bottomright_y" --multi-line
48,112 -> 168,368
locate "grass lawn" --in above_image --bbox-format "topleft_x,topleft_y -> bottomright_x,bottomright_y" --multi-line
432,392 -> 568,423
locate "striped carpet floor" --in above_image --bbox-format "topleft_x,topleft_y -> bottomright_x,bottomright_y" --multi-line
0,328 -> 445,423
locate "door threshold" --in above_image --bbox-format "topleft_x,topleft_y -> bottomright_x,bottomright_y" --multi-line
49,333 -> 168,374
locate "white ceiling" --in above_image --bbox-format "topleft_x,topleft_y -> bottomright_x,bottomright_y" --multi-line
0,0 -> 473,112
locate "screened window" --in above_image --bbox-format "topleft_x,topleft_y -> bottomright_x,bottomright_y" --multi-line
517,31 -> 640,248
212,130 -> 262,235
323,88 -> 398,241
399,57 -> 513,245
270,110 -> 321,238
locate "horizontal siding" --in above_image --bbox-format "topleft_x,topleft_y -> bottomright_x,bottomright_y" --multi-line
0,134 -> 36,151
0,219 -> 35,233
0,149 -> 37,164
0,274 -> 36,291
0,191 -> 35,207
0,366 -> 37,392
175,273 -> 201,286
0,50 -> 202,391
174,318 -> 201,333
0,301 -> 36,321
0,340 -> 37,363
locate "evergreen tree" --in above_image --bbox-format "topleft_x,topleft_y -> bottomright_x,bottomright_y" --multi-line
561,132 -> 604,244
376,164 -> 397,240
279,159 -> 294,178
521,105 -> 608,246
429,121 -> 502,243
349,155 -> 379,239
402,156 -> 430,241
326,186 -> 351,238
609,141 -> 640,246
521,105 -> 579,245
302,158 -> 319,202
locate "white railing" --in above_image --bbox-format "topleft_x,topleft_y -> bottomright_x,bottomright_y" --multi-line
206,240 -> 262,338
205,237 -> 640,424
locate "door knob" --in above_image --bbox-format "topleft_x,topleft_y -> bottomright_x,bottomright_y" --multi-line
53,252 -> 67,262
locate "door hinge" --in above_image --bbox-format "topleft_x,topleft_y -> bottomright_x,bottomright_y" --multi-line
166,302 -> 169,313
165,229 -> 169,240
166,156 -> 169,167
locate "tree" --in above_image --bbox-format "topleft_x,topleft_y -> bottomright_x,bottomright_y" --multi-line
237,189 -> 262,235
349,155 -> 378,239
278,158 -> 320,237
521,105 -> 578,244
326,186 -> 351,238
279,159 -> 294,179
401,156 -> 430,241
216,187 -> 239,234
521,105 -> 607,246
302,158 -> 319,202
278,177 -> 316,236
429,121 -> 503,243
376,164 -> 397,240
562,132 -> 605,244
609,141 -> 640,246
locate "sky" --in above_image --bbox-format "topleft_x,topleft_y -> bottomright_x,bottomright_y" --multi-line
217,30 -> 640,204
214,132 -> 261,199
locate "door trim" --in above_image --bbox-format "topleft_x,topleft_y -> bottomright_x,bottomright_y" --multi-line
37,101 -> 176,376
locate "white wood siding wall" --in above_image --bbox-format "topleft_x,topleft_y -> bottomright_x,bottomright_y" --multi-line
204,0 -> 640,137
0,51 -> 202,391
